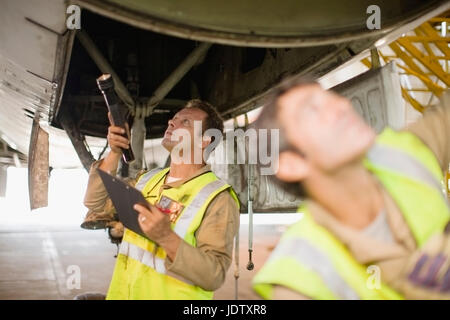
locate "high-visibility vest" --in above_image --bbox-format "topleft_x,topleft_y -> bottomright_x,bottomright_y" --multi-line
106,167 -> 239,300
253,128 -> 450,300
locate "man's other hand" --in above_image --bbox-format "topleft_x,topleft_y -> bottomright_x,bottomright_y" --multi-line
134,204 -> 182,261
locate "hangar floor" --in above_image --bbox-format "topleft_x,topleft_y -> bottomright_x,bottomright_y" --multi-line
0,219 -> 288,300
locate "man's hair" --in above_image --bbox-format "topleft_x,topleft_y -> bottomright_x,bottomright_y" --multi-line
185,99 -> 224,136
253,76 -> 317,198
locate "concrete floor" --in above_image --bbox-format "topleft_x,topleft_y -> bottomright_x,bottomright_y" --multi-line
0,221 -> 287,300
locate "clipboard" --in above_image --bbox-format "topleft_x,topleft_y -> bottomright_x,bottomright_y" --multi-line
97,168 -> 150,240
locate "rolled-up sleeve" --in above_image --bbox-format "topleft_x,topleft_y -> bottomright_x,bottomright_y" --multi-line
407,91 -> 450,172
165,190 -> 240,291
83,159 -> 114,211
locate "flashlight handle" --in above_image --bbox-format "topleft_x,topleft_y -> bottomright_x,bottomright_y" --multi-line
108,98 -> 135,163
98,86 -> 135,163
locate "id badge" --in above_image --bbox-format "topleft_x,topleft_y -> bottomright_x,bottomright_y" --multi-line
157,195 -> 184,223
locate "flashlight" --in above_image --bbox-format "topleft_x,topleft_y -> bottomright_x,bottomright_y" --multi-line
96,74 -> 135,163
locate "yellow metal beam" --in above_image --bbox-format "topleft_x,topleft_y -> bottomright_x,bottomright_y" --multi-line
398,72 -> 436,76
401,87 -> 425,113
396,38 -> 450,86
361,58 -> 371,69
403,36 -> 449,42
406,88 -> 436,92
395,64 -> 444,95
361,16 -> 449,115
417,22 -> 450,60
414,28 -> 436,60
389,42 -> 445,95
429,17 -> 450,23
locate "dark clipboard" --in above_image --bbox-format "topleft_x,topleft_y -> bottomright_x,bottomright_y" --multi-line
97,168 -> 150,240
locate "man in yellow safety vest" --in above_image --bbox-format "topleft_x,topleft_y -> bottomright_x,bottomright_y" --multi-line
83,99 -> 240,299
252,78 -> 450,300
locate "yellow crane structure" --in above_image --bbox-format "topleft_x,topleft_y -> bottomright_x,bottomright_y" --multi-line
361,12 -> 450,197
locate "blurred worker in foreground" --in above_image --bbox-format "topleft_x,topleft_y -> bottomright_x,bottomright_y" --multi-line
252,78 -> 450,299
82,99 -> 239,299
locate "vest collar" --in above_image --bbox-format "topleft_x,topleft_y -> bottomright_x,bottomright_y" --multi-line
162,164 -> 212,189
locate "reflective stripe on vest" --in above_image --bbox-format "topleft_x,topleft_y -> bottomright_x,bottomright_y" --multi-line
119,239 -> 194,285
267,237 -> 359,300
368,143 -> 449,207
119,240 -> 166,274
135,168 -> 163,191
366,130 -> 450,246
173,179 -> 226,238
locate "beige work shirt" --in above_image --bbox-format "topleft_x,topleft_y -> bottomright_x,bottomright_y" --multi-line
273,92 -> 450,299
83,163 -> 240,291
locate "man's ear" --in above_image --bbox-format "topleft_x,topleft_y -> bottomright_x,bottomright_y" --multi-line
276,150 -> 309,182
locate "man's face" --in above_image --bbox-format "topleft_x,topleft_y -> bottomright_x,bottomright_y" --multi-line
162,107 -> 207,152
277,84 -> 376,172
